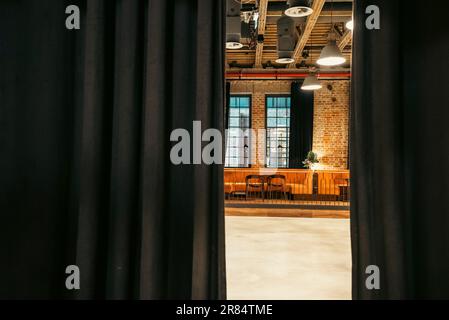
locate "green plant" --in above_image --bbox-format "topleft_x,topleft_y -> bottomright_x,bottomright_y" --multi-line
302,151 -> 319,170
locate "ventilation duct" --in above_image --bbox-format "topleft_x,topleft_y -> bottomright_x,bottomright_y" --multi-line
226,0 -> 243,49
276,16 -> 297,64
285,0 -> 314,18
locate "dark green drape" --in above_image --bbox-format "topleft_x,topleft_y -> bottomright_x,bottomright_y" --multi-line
0,0 -> 226,299
351,0 -> 449,299
289,81 -> 314,168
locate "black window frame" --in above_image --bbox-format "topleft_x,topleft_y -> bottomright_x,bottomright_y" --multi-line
265,94 -> 291,169
225,94 -> 252,168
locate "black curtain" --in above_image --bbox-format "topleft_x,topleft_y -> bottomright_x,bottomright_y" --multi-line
0,0 -> 226,299
351,0 -> 449,299
289,81 -> 314,168
225,82 -> 231,130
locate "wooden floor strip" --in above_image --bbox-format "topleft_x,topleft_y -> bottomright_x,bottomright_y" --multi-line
225,207 -> 350,219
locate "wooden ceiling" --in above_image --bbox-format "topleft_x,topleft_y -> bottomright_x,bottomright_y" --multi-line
226,0 -> 353,70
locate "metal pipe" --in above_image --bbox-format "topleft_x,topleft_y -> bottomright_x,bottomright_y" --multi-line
226,71 -> 351,80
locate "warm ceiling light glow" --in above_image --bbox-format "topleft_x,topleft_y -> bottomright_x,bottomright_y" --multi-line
301,74 -> 322,91
346,20 -> 354,30
317,40 -> 346,66
226,42 -> 244,50
317,56 -> 346,66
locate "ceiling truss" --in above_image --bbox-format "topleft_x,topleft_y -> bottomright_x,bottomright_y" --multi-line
226,0 -> 353,71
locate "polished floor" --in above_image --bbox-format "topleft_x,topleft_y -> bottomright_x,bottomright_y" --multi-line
226,207 -> 350,219
226,215 -> 351,300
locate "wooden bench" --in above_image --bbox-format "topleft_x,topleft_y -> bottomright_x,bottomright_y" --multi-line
224,168 -> 350,198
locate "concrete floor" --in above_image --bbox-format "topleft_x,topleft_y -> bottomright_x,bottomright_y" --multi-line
225,216 -> 352,300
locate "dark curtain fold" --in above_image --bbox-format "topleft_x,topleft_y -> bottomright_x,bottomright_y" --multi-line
351,0 -> 449,299
289,81 -> 314,168
225,82 -> 231,130
0,0 -> 226,300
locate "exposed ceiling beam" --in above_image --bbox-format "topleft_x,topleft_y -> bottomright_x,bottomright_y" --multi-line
255,0 -> 269,68
289,0 -> 326,68
338,29 -> 352,50
320,10 -> 353,17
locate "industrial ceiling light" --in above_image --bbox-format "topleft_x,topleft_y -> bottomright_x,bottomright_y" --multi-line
301,31 -> 321,91
346,20 -> 354,30
317,0 -> 346,67
275,57 -> 295,64
226,42 -> 244,49
302,72 -> 322,90
317,39 -> 346,66
285,0 -> 314,18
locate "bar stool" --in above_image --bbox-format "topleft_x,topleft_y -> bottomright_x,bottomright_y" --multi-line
267,175 -> 288,200
245,175 -> 264,200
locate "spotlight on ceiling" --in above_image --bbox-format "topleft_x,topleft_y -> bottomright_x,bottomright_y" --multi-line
285,0 -> 314,18
346,20 -> 354,30
301,72 -> 322,91
317,39 -> 346,67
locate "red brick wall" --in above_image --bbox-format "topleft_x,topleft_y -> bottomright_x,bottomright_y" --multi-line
313,80 -> 350,170
229,80 -> 349,170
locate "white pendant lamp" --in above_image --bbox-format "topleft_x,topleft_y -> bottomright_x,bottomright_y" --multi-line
317,39 -> 346,66
302,73 -> 322,91
301,29 -> 322,91
317,0 -> 346,67
301,30 -> 321,91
